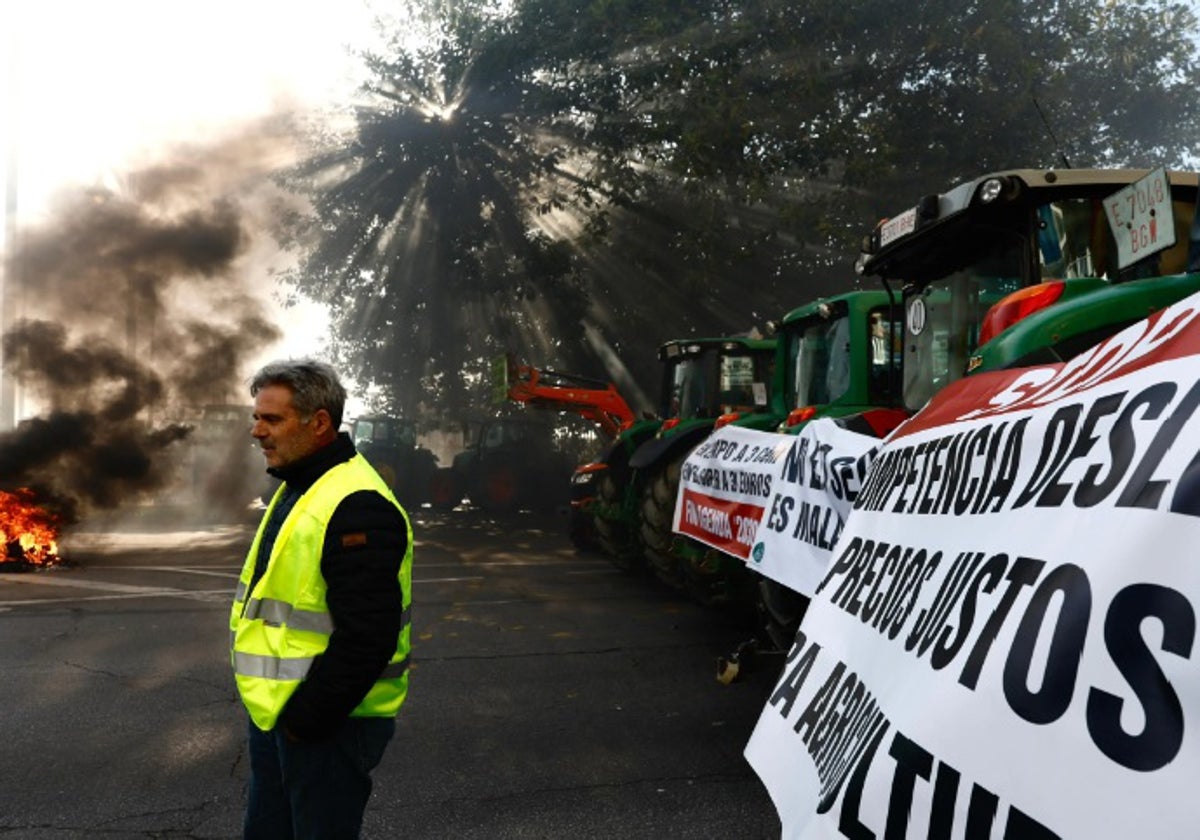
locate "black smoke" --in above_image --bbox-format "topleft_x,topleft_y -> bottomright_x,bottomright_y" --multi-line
1,129 -> 296,526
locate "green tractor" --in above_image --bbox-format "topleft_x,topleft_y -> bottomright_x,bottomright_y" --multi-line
350,415 -> 441,507
583,335 -> 776,575
636,336 -> 779,590
734,291 -> 908,650
670,290 -> 905,612
751,168 -> 1200,656
440,413 -> 582,514
774,291 -> 902,435
864,168 -> 1200,414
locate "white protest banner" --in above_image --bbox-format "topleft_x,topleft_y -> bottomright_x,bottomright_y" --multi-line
749,418 -> 881,597
672,425 -> 792,559
746,291 -> 1200,839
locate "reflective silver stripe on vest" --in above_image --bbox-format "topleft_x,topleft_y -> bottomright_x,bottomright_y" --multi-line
233,651 -> 315,681
231,607 -> 412,662
232,652 -> 410,683
243,597 -> 334,634
234,581 -> 248,602
240,600 -> 413,635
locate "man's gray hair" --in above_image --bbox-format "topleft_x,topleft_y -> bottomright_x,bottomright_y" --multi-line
249,358 -> 347,428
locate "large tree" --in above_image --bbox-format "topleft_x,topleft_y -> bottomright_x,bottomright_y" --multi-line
280,0 -> 1200,421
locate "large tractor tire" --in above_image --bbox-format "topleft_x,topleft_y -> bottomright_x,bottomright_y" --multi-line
378,458 -> 422,508
593,471 -> 641,572
639,457 -> 686,590
681,545 -> 757,612
475,461 -> 521,513
429,468 -> 461,510
755,577 -> 810,653
408,448 -> 440,506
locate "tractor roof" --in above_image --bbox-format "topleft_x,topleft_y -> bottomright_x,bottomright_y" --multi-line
857,168 -> 1200,279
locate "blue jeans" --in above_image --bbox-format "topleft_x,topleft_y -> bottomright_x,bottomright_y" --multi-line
244,716 -> 395,840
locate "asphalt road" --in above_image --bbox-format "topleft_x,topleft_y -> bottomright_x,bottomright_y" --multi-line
0,507 -> 784,839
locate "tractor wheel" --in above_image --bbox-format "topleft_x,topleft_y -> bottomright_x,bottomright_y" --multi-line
377,460 -> 421,507
409,449 -> 439,505
374,462 -> 398,493
682,545 -> 757,613
429,468 -> 460,510
594,470 -> 641,572
567,500 -> 599,552
639,457 -> 686,590
476,462 -> 520,513
375,460 -> 421,508
755,577 -> 810,653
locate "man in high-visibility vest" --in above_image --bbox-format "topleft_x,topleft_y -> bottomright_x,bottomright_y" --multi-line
231,358 -> 412,839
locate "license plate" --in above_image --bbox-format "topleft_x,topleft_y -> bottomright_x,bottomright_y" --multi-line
1104,168 -> 1177,270
879,207 -> 918,248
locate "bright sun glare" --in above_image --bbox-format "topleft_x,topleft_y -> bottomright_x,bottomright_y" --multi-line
2,0 -> 375,217
1,1 -> 381,390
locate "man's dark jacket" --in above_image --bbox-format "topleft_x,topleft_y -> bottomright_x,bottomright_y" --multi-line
249,432 -> 408,742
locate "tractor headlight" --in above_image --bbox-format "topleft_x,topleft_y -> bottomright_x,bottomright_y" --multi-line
571,470 -> 596,486
979,178 -> 1005,204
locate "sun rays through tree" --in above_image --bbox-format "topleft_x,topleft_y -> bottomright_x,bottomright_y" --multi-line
278,0 -> 1200,424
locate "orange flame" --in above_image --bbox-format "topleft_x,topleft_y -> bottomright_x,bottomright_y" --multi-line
0,488 -> 61,565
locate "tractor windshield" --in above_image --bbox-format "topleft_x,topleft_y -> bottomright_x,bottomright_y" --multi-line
901,235 -> 1025,411
784,305 -> 897,410
352,418 -> 417,447
718,351 -> 771,414
785,311 -> 850,408
666,355 -> 711,420
663,345 -> 773,419
1036,194 -> 1197,282
352,419 -> 377,445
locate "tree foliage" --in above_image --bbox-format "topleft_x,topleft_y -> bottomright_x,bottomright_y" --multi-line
279,0 -> 1200,422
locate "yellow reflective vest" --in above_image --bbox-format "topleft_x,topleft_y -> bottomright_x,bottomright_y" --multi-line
230,453 -> 413,732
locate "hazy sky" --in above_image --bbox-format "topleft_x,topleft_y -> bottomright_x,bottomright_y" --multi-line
3,0 -> 375,215
1,1 -> 382,387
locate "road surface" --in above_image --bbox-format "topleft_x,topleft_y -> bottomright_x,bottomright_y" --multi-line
0,506 -> 783,839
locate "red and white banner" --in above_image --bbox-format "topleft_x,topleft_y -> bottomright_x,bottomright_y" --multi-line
747,292 -> 1200,839
672,425 -> 792,559
673,422 -> 880,586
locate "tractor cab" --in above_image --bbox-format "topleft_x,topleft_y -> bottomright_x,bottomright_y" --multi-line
349,414 -> 440,505
656,336 -> 775,428
858,168 -> 1200,411
776,290 -> 900,433
352,415 -> 419,449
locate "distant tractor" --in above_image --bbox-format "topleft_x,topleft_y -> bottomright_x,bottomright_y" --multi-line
437,413 -> 587,514
500,354 -> 638,545
351,415 -> 441,507
578,334 -> 777,575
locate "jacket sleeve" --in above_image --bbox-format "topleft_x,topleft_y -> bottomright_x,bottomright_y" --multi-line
278,489 -> 407,741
